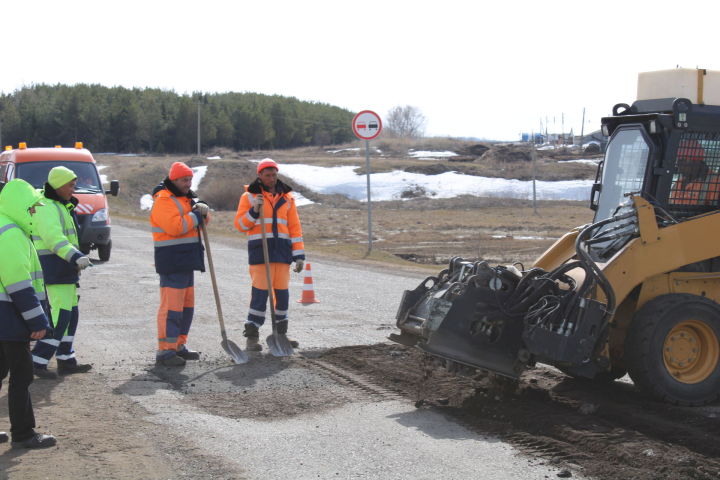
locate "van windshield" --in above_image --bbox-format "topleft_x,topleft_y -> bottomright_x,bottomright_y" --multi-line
15,161 -> 102,193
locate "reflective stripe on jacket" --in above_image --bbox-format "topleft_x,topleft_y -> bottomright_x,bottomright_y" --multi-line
31,191 -> 82,284
0,180 -> 51,341
234,183 -> 305,265
150,188 -> 205,274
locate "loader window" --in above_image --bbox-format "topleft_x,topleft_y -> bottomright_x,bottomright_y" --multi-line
595,128 -> 649,221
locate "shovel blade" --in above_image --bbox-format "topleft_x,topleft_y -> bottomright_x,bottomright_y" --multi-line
266,333 -> 294,357
221,339 -> 249,364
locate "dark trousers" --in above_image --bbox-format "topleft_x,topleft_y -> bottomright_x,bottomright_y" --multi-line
0,341 -> 36,442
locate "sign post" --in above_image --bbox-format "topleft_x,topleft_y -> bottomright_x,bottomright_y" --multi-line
352,110 -> 383,252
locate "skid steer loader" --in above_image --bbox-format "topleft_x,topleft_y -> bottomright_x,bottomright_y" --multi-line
391,96 -> 720,406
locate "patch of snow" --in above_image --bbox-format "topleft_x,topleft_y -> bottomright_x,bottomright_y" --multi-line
279,164 -> 593,202
96,165 -> 108,184
206,156 -> 221,160
140,194 -> 154,211
191,166 -> 208,191
408,150 -> 458,158
293,192 -> 315,207
327,148 -> 360,154
492,235 -> 550,240
560,159 -> 601,166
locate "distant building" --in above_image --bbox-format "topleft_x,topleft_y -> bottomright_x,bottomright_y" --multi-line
520,132 -> 545,143
575,130 -> 607,152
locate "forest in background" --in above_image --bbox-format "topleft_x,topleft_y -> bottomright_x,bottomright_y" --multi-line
0,84 -> 355,153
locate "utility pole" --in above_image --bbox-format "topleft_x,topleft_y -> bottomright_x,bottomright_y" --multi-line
580,107 -> 586,143
532,147 -> 538,215
196,100 -> 201,156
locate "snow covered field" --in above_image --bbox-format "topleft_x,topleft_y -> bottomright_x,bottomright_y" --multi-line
137,161 -> 593,210
279,164 -> 592,202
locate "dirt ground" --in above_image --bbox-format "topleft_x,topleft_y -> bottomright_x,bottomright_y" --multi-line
320,344 -> 720,480
6,343 -> 719,480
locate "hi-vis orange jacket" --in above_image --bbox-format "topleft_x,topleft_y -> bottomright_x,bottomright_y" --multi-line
670,174 -> 720,206
234,178 -> 305,265
150,179 -> 205,274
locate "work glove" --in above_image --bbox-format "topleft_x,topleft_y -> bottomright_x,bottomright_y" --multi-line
252,195 -> 264,213
193,202 -> 210,217
76,256 -> 93,270
294,259 -> 304,273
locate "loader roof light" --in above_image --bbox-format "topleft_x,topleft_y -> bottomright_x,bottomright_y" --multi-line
18,142 -> 27,149
54,145 -> 61,148
649,120 -> 657,134
75,142 -> 83,149
602,125 -> 610,136
4,145 -> 11,151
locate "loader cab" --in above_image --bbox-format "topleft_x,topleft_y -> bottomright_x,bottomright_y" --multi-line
594,98 -> 720,224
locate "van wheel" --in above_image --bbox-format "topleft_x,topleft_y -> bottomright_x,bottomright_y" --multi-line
98,240 -> 111,262
625,294 -> 720,406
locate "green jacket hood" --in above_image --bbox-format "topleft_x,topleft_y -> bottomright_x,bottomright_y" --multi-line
0,179 -> 44,233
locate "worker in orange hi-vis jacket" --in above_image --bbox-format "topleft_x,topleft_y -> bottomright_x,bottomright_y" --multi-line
234,159 -> 305,352
670,138 -> 720,206
150,162 -> 209,366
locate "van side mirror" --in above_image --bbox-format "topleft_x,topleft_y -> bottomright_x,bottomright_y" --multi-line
106,180 -> 120,197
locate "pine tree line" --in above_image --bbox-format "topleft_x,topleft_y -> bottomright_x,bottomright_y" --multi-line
0,84 -> 356,153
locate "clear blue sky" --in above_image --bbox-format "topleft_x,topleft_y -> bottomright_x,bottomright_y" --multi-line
3,0 -> 717,141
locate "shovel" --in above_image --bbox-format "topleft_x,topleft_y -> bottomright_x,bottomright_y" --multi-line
200,222 -> 248,364
259,208 -> 294,357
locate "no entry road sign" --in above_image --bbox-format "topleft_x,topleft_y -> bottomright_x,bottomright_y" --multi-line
352,110 -> 382,140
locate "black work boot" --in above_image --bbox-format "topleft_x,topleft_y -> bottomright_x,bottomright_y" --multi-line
57,360 -> 93,376
276,321 -> 300,348
33,365 -> 58,380
11,433 -> 56,449
176,346 -> 200,360
155,352 -> 186,367
244,323 -> 262,352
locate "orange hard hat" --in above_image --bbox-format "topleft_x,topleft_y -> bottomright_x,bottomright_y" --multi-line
169,162 -> 193,180
257,159 -> 279,175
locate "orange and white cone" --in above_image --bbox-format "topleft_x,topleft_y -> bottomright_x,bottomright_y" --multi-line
297,262 -> 320,304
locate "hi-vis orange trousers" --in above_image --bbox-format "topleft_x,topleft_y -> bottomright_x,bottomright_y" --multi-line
246,263 -> 290,327
156,271 -> 194,358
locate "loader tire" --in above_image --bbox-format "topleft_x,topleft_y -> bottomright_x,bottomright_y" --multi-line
625,294 -> 720,406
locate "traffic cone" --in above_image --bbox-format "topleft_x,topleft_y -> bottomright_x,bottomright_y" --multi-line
297,262 -> 320,304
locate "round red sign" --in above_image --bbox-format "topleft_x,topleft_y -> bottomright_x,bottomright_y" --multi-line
352,110 -> 383,140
